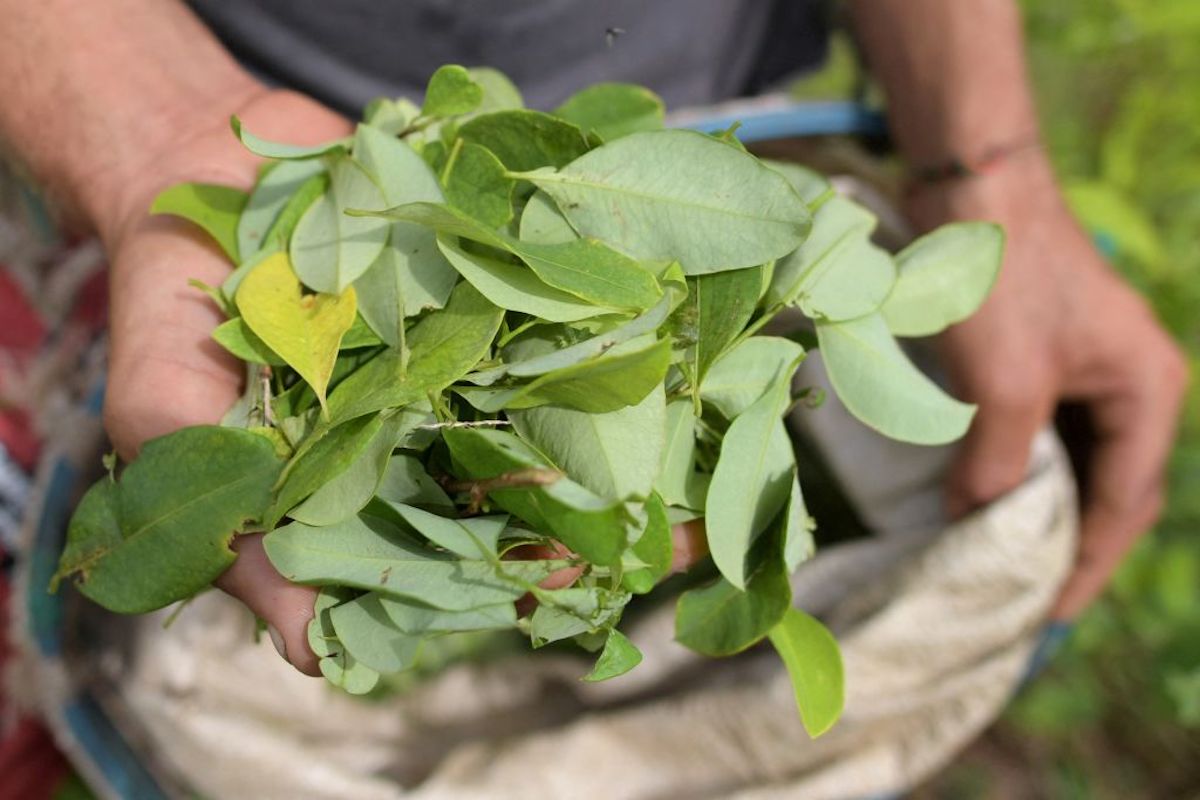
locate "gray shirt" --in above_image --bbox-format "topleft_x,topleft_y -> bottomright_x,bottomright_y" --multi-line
189,0 -> 831,115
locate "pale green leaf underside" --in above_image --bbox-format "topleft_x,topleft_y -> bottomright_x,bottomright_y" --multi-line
881,222 -> 1004,337
515,129 -> 811,274
816,312 -> 975,445
705,381 -> 795,589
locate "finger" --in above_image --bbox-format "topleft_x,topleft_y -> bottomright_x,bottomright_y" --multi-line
214,533 -> 321,675
670,518 -> 708,574
105,219 -> 245,459
945,383 -> 1053,519
1051,344 -> 1187,619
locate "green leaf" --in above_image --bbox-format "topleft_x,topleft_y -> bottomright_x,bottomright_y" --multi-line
327,280 -> 504,423
341,314 -> 384,349
290,156 -> 391,294
309,586 -> 354,658
513,130 -> 810,274
880,222 -> 1004,337
385,502 -> 507,560
764,160 -> 833,207
466,67 -> 524,114
328,593 -> 419,673
783,473 -> 815,573
509,384 -> 666,500
376,454 -> 454,509
309,588 -> 382,695
363,96 -> 420,135
352,125 -> 457,339
235,252 -> 357,412
238,160 -> 325,259
701,336 -> 806,420
765,195 -> 895,321
437,234 -> 603,322
289,412 -> 414,526
458,109 -> 592,171
264,174 -> 330,260
654,400 -> 697,507
364,202 -> 661,311
768,608 -> 845,738
554,83 -> 665,141
269,412 -> 385,527
211,317 -> 284,365
264,513 -> 562,610
689,266 -> 763,384
54,427 -> 282,613
518,190 -> 578,244
622,493 -> 673,594
231,116 -> 347,160
421,64 -> 484,118
378,596 -> 516,634
443,141 -> 515,228
816,312 -> 975,445
151,183 -> 246,262
467,276 -> 684,385
516,238 -> 662,311
583,629 -> 643,681
705,379 -> 795,589
456,336 -> 672,414
675,548 -> 791,657
442,428 -> 631,567
529,586 -> 631,646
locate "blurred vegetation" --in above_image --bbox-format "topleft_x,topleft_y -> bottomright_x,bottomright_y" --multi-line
796,1 -> 1199,796
983,2 -> 1200,796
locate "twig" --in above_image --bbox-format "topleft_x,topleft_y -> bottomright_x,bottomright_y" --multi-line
440,467 -> 562,513
416,419 -> 511,430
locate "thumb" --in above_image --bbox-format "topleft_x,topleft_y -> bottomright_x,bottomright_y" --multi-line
103,217 -> 245,459
214,533 -> 321,675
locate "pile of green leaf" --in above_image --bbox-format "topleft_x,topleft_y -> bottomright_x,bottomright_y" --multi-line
52,65 -> 1002,738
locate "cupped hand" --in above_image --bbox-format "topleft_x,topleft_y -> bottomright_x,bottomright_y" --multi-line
908,152 -> 1189,620
97,89 -> 351,674
95,92 -> 711,674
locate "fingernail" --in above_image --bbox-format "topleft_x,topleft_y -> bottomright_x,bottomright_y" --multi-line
267,624 -> 288,661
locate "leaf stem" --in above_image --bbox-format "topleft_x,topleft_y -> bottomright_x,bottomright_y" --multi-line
440,137 -> 464,185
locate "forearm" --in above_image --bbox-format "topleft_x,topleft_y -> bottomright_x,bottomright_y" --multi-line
0,0 -> 262,235
848,0 -> 1041,168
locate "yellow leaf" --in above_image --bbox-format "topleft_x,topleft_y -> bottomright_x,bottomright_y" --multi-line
236,252 -> 356,413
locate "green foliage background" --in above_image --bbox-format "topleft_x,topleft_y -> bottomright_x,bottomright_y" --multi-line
989,2 -> 1200,795
797,1 -> 1199,795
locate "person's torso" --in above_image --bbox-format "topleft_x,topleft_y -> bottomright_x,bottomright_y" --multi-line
189,0 -> 831,114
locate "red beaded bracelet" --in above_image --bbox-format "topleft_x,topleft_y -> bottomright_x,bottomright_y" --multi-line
909,135 -> 1044,184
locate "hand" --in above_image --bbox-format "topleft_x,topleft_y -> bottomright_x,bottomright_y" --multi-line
908,152 -> 1189,620
96,89 -> 712,673
96,89 -> 351,674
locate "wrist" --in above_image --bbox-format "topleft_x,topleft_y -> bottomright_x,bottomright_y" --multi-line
903,144 -> 1063,232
